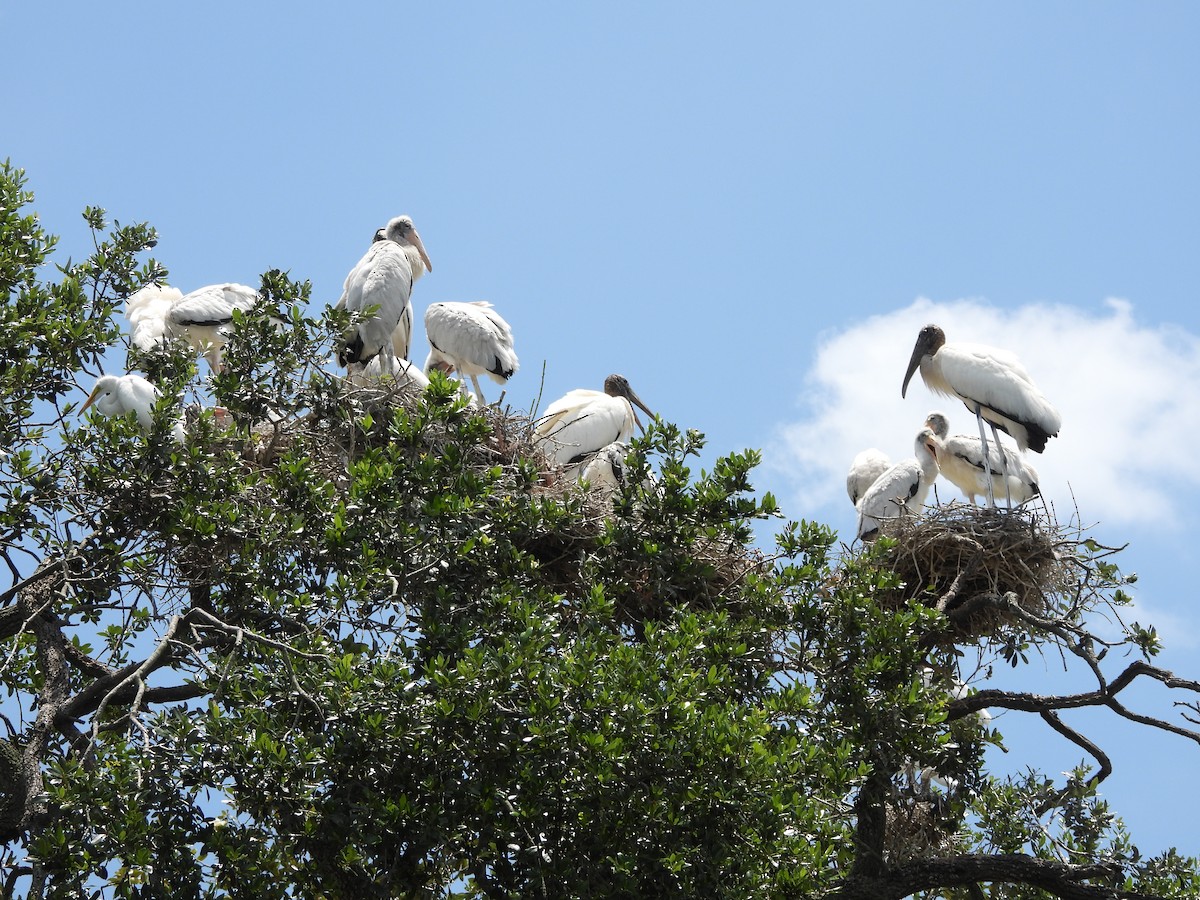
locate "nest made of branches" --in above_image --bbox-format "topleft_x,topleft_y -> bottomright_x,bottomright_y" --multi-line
883,794 -> 959,862
220,377 -> 765,628
869,502 -> 1073,641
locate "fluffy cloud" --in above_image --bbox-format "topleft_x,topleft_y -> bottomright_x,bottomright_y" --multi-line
773,297 -> 1200,532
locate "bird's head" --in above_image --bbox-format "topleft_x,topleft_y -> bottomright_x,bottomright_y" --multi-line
917,426 -> 941,464
423,350 -> 455,377
80,375 -> 125,418
923,410 -> 949,440
901,324 -> 946,398
604,374 -> 655,433
384,215 -> 433,274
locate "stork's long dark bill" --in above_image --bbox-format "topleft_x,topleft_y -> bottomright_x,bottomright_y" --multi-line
628,391 -> 655,434
901,345 -> 924,398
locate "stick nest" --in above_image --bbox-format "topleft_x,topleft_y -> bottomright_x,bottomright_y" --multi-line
869,502 -> 1072,640
220,378 -> 765,628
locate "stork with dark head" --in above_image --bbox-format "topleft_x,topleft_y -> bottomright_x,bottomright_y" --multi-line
902,324 -> 1059,507
534,374 -> 655,468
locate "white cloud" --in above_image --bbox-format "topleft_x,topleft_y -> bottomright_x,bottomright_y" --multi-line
772,297 -> 1200,533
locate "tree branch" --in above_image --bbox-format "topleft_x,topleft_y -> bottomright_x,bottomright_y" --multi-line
823,852 -> 1147,900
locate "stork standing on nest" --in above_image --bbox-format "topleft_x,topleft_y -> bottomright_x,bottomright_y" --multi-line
924,411 -> 1040,507
336,215 -> 432,374
901,324 -> 1060,508
423,301 -> 518,404
856,426 -> 941,541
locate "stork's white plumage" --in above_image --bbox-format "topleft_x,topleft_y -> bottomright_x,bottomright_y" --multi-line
902,323 -> 1059,507
924,411 -> 1040,506
346,355 -> 433,393
80,374 -> 185,441
337,215 -> 431,373
575,441 -> 630,490
846,448 -> 891,508
423,301 -> 518,403
856,427 -> 941,541
534,375 -> 654,468
902,324 -> 1060,452
126,282 -> 261,372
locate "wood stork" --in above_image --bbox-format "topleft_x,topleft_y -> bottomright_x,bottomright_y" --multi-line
126,282 -> 261,372
846,448 -> 891,508
901,324 -> 1060,507
336,215 -> 432,373
423,301 -> 518,404
80,374 -> 185,441
856,427 -> 940,541
534,375 -> 655,468
923,411 -> 1040,506
573,441 -> 630,490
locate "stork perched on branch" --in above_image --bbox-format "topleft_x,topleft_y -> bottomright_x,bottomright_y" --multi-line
126,282 -> 261,373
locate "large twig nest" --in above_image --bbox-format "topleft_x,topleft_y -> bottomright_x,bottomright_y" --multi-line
870,502 -> 1071,640
883,795 -> 957,862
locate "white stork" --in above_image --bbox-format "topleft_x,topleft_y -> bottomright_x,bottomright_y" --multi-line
336,215 -> 432,373
80,374 -> 185,441
126,282 -> 261,372
856,427 -> 941,541
902,323 -> 1060,507
534,375 -> 655,468
846,448 -> 891,508
423,301 -> 519,404
923,411 -> 1040,507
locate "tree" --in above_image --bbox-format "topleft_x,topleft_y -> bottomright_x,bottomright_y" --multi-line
1,160 -> 1198,899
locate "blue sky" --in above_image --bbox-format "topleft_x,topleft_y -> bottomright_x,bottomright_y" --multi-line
7,2 -> 1200,857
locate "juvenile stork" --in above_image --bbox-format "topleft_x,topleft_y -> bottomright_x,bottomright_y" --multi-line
534,374 -> 655,468
575,441 -> 631,492
846,448 -> 891,508
337,215 -> 432,373
902,324 -> 1059,507
924,411 -> 1040,507
423,301 -> 519,404
856,427 -> 940,541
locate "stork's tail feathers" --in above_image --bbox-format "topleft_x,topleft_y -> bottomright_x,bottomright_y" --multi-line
125,284 -> 183,350
1024,425 -> 1056,454
338,334 -> 366,367
339,333 -> 385,368
488,353 -> 518,382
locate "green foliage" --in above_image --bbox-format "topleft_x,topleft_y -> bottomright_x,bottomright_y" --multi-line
2,162 -> 1198,900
